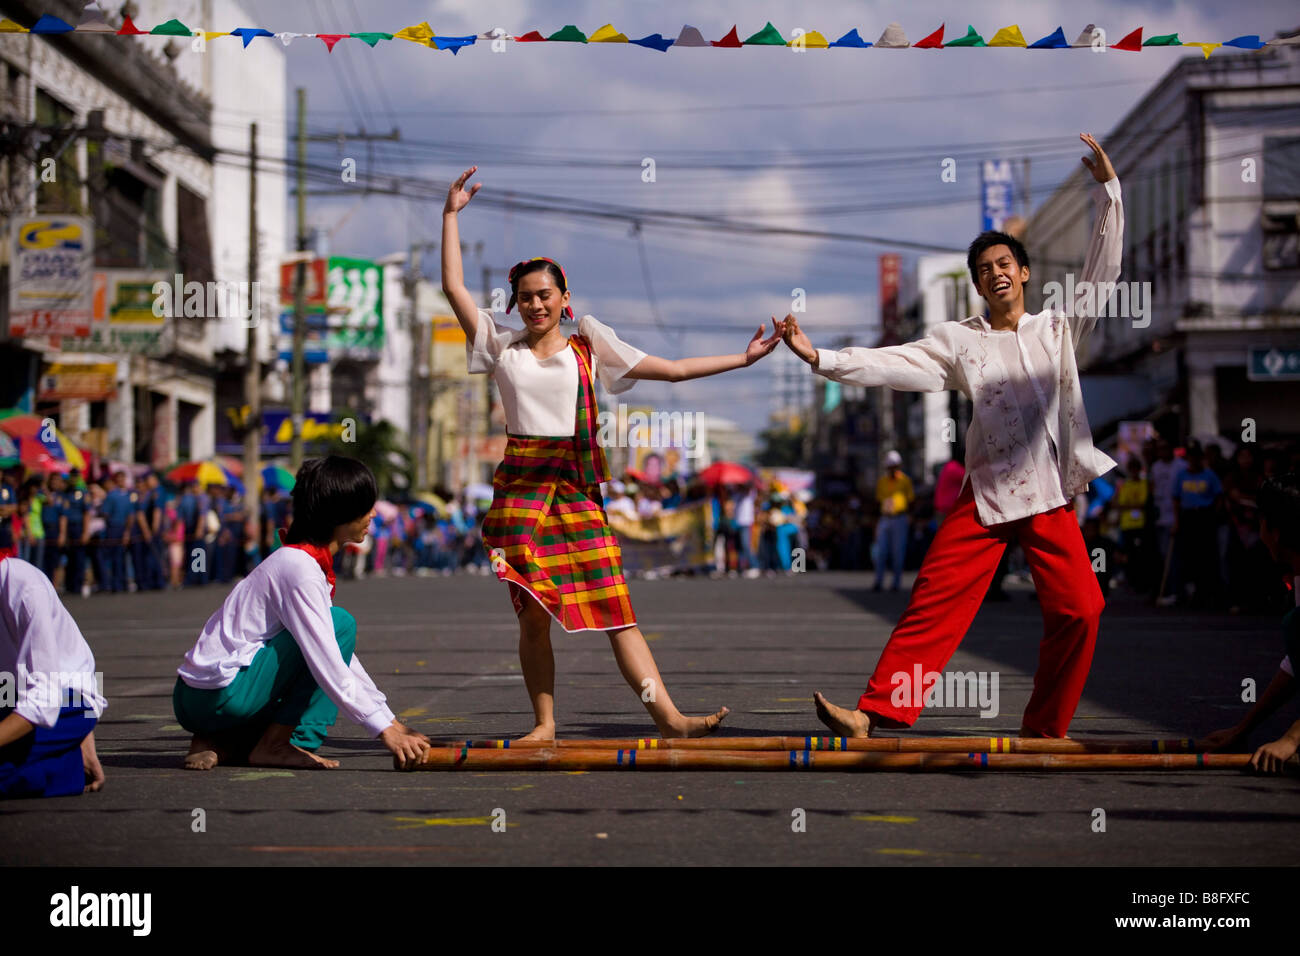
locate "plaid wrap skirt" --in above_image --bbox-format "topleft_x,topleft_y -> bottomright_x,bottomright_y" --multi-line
481,435 -> 636,633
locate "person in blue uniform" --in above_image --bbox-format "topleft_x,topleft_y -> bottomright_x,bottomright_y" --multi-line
61,478 -> 91,596
132,472 -> 164,591
40,474 -> 66,583
100,472 -> 133,593
215,486 -> 243,583
178,480 -> 204,586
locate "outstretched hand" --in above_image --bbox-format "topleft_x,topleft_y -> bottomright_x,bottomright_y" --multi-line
745,317 -> 788,365
782,314 -> 818,366
444,165 -> 482,215
1079,133 -> 1115,183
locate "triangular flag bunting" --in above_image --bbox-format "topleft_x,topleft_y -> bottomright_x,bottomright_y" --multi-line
1143,33 -> 1181,46
1224,35 -> 1266,49
432,35 -> 476,54
1029,27 -> 1068,48
914,24 -> 945,49
117,15 -> 146,35
743,22 -> 785,45
1184,41 -> 1221,58
229,27 -> 272,47
350,32 -> 393,46
989,25 -> 1027,47
547,25 -> 587,42
317,33 -> 347,51
1111,27 -> 1142,51
514,30 -> 545,42
0,19 -> 29,33
829,28 -> 871,48
30,15 -> 75,34
791,30 -> 829,49
876,22 -> 909,47
1071,24 -> 1099,47
203,32 -> 229,41
589,24 -> 628,43
76,2 -> 115,33
276,32 -> 302,46
712,26 -> 742,47
674,26 -> 708,47
630,33 -> 673,51
395,22 -> 433,43
946,25 -> 985,47
150,19 -> 192,36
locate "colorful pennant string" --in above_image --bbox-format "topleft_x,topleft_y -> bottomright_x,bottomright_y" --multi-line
0,7 -> 1288,61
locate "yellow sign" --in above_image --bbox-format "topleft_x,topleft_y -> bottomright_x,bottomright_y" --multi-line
38,362 -> 118,401
431,314 -> 466,345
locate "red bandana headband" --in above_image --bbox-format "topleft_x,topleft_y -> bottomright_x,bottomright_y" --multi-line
506,256 -> 574,320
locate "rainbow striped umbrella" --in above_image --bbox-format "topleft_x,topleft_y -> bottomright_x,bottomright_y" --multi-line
261,465 -> 296,491
0,413 -> 87,471
165,460 -> 244,492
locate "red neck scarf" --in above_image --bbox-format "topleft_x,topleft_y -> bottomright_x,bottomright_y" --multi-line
281,536 -> 336,597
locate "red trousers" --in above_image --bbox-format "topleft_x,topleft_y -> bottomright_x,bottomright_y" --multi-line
858,484 -> 1103,737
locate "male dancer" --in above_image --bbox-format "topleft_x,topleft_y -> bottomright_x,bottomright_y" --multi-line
784,134 -> 1122,738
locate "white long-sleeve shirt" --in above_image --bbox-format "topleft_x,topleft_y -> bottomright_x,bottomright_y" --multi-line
815,177 -> 1124,526
467,309 -> 648,435
177,547 -> 394,736
0,557 -> 106,728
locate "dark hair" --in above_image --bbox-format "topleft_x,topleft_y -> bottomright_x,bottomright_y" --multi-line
1258,473 -> 1300,555
507,259 -> 567,314
967,231 -> 1030,286
284,455 -> 377,546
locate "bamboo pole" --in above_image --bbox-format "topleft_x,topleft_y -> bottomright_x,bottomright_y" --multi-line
441,736 -> 1199,754
408,747 -> 1284,773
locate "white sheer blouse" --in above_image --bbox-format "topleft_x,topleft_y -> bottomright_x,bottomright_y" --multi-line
466,309 -> 648,436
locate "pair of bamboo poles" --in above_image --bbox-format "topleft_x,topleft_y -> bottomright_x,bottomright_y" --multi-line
404,736 -> 1288,772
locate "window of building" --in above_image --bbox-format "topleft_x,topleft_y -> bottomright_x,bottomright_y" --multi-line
1262,136 -> 1300,271
34,88 -> 82,213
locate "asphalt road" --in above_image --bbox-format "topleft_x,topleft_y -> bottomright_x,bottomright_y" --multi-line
3,569 -> 1297,867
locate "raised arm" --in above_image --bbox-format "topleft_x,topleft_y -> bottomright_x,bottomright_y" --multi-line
441,166 -> 484,342
783,315 -> 954,393
1070,133 -> 1124,357
627,319 -> 786,382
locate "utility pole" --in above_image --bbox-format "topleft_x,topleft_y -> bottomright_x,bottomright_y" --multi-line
244,122 -> 262,551
405,240 -> 436,490
290,87 -> 307,469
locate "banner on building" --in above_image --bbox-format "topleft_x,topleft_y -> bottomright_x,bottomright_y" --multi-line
7,215 -> 94,338
276,256 -> 383,360
85,270 -> 168,351
432,314 -> 466,344
981,159 -> 1017,232
38,361 -> 118,401
279,258 -> 328,307
878,253 -> 901,347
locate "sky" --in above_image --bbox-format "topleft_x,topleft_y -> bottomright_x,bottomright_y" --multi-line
230,0 -> 1299,438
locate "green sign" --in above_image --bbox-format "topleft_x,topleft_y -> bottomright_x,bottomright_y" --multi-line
325,256 -> 383,352
1248,347 -> 1300,381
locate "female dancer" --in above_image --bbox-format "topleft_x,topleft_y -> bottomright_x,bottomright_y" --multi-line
442,165 -> 784,740
174,456 -> 430,770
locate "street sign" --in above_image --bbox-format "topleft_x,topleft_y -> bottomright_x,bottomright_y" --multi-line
1248,347 -> 1300,381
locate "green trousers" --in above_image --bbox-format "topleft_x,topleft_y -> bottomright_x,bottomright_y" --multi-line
173,607 -> 357,751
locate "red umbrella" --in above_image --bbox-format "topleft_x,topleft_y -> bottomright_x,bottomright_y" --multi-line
696,461 -> 756,488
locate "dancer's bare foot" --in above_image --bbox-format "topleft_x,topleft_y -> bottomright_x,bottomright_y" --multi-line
661,706 -> 730,739
516,724 -> 556,743
248,723 -> 339,769
184,734 -> 226,771
814,692 -> 873,738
